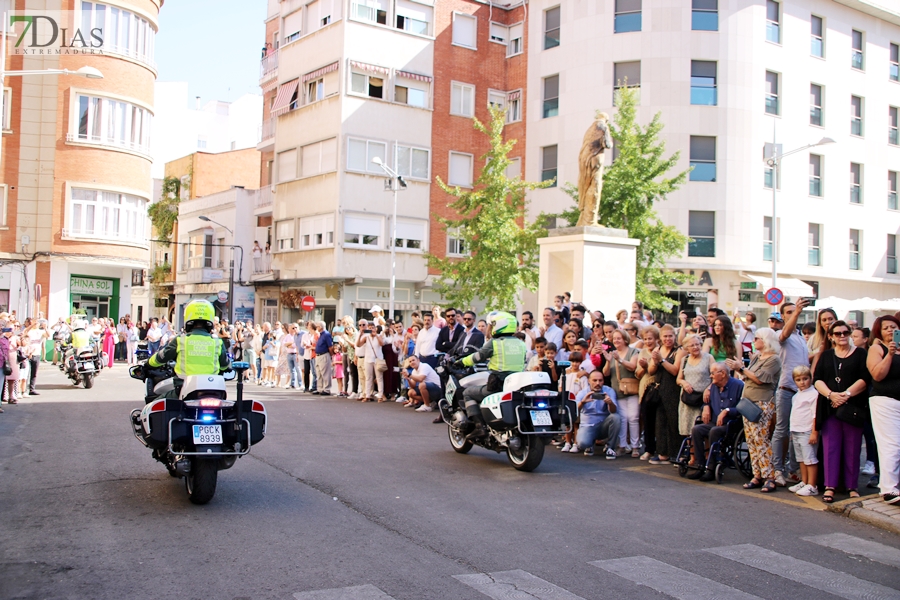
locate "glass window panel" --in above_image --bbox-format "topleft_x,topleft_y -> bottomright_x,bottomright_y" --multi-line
411,149 -> 428,179
348,139 -> 367,171
78,96 -> 89,138
614,13 -> 641,33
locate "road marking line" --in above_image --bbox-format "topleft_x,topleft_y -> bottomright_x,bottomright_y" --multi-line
293,584 -> 395,599
590,555 -> 763,600
454,569 -> 585,600
804,533 -> 900,568
705,544 -> 900,600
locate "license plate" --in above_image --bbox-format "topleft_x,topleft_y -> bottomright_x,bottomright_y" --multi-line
192,424 -> 222,444
530,410 -> 553,426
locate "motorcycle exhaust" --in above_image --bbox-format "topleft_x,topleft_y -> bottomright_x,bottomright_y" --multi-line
174,459 -> 191,476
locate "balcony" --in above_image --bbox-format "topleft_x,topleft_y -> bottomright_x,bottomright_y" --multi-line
260,50 -> 278,85
254,186 -> 273,216
257,116 -> 276,151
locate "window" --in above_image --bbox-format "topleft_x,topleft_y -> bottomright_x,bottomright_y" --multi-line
851,95 -> 863,136
490,23 -> 508,44
450,82 -> 475,117
344,214 -> 381,247
889,234 -> 898,274
452,12 -> 476,49
283,9 -> 302,42
849,229 -> 861,270
347,138 -> 387,174
692,0 -> 717,31
447,228 -> 467,256
305,0 -> 333,32
301,138 -> 337,178
809,154 -> 822,196
688,211 -> 715,257
507,23 -> 524,57
277,149 -> 297,182
614,61 -> 641,103
81,1 -> 155,66
307,78 -> 324,103
890,107 -> 899,145
850,163 -> 862,204
506,91 -> 522,123
505,157 -> 522,180
614,0 -> 641,33
810,15 -> 824,57
67,188 -> 148,244
851,30 -> 864,70
766,0 -> 780,43
541,145 -> 558,186
542,75 -> 559,118
689,136 -> 716,182
810,84 -> 823,126
396,0 -> 432,35
276,220 -> 295,251
351,71 -> 384,99
892,43 -> 899,82
809,223 -> 821,266
2,87 -> 10,130
889,171 -> 898,210
763,216 -> 773,261
448,152 -> 474,187
352,0 -> 387,25
188,232 -> 213,268
395,75 -> 429,109
765,71 -> 779,115
395,145 -> 429,180
488,90 -> 506,111
74,93 -> 152,154
544,7 -> 560,49
197,136 -> 207,150
0,184 -> 6,228
394,219 -> 426,250
299,214 -> 335,249
690,61 -> 716,105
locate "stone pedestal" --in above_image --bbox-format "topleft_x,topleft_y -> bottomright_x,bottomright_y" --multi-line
537,226 -> 640,317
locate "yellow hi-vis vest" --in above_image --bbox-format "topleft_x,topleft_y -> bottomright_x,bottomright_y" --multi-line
71,330 -> 90,349
175,334 -> 223,378
488,337 -> 526,373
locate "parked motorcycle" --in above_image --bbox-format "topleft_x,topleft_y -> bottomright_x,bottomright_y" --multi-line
129,361 -> 267,504
436,350 -> 576,472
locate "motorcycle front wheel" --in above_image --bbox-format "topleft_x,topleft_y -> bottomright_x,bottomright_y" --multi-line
82,373 -> 94,389
185,458 -> 218,505
448,426 -> 473,454
507,435 -> 544,472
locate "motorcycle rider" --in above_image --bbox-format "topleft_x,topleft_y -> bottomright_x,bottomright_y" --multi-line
63,319 -> 91,372
457,311 -> 526,440
146,300 -> 230,388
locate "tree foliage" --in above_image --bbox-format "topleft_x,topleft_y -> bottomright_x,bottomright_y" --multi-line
148,176 -> 182,245
553,86 -> 691,310
427,107 -> 554,311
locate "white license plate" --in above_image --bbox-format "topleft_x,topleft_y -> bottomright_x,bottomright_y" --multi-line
530,410 -> 553,426
192,424 -> 222,444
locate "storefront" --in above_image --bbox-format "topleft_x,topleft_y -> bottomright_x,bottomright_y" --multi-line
280,286 -> 338,327
70,275 -> 119,320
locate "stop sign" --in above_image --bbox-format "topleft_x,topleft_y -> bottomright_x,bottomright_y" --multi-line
300,296 -> 316,312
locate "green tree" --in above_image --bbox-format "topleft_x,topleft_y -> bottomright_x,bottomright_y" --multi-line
427,107 -> 554,311
148,176 -> 182,244
553,86 -> 691,310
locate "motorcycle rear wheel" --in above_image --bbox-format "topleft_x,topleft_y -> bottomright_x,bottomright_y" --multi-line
507,435 -> 544,472
185,459 -> 218,505
448,426 -> 473,454
83,373 -> 94,389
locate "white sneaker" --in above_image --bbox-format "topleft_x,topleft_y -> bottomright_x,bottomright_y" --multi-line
788,482 -> 806,493
797,484 -> 819,496
560,442 -> 572,452
862,461 -> 876,476
568,444 -> 581,453
415,404 -> 433,412
349,393 -> 358,400
395,396 -> 406,403
639,452 -> 652,460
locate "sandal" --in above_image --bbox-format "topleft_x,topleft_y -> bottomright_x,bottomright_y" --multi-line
760,480 -> 777,493
743,478 -> 763,489
823,488 -> 835,503
849,490 -> 861,499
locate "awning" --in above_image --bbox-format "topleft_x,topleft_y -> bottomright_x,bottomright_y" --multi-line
352,301 -> 421,311
303,61 -> 339,83
396,70 -> 433,84
271,79 -> 299,117
744,274 -> 814,298
507,90 -> 521,101
261,79 -> 278,94
350,60 -> 390,76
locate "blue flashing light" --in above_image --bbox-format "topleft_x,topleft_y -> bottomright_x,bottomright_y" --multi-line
201,414 -> 215,423
537,402 -> 547,408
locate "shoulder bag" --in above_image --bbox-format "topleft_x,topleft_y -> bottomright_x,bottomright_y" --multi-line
831,348 -> 867,428
736,396 -> 763,422
2,348 -> 11,377
368,336 -> 388,373
614,349 -> 640,396
678,356 -> 704,407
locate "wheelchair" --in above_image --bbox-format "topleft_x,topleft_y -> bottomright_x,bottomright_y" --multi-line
675,416 -> 753,483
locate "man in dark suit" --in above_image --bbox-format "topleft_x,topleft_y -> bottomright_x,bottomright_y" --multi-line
435,307 -> 464,354
454,310 -> 485,353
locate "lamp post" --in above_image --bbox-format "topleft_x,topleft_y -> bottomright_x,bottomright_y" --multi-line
199,215 -> 241,323
765,133 -> 835,290
371,156 -> 407,321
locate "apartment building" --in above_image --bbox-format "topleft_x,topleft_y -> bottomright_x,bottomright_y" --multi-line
526,0 -> 900,323
256,0 -> 527,325
0,0 -> 162,321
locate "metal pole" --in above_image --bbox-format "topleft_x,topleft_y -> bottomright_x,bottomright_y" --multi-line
228,256 -> 234,323
771,121 -> 778,290
389,177 -> 397,322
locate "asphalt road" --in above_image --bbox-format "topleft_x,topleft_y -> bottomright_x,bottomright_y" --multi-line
1,364 -> 899,600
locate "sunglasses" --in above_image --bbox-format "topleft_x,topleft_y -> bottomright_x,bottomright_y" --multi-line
463,317 -> 474,321
593,325 -> 602,329
832,330 -> 851,337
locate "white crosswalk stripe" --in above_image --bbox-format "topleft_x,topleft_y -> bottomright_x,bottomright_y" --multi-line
454,569 -> 586,600
706,544 -> 900,600
293,584 -> 396,600
591,555 -> 763,600
804,533 -> 900,568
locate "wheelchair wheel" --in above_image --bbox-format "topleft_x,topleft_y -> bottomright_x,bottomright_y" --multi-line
715,462 -> 724,484
733,429 -> 753,479
678,462 -> 688,477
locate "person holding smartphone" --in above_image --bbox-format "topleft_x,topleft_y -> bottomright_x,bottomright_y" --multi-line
574,370 -> 619,459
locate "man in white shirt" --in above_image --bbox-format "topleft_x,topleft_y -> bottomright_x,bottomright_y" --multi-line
146,320 -> 162,353
354,319 -> 368,399
416,313 -> 441,369
404,355 -> 442,412
540,307 -> 564,349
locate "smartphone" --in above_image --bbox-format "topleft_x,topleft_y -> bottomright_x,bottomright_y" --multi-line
893,330 -> 900,346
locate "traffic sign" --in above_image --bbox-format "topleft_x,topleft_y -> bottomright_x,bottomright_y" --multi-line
300,295 -> 316,312
765,287 -> 784,306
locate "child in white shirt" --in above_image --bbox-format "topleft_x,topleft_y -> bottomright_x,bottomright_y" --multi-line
788,365 -> 819,496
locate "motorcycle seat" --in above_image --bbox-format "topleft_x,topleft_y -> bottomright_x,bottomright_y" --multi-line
503,371 -> 551,392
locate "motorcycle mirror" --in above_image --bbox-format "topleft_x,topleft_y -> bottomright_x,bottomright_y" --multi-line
128,365 -> 143,380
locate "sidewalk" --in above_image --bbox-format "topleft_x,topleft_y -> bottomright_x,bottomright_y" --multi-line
827,494 -> 900,535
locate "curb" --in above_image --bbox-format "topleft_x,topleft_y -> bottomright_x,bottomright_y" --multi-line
825,494 -> 900,536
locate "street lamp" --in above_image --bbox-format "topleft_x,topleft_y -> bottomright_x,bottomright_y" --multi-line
766,134 -> 835,290
371,155 -> 407,321
199,215 -> 242,323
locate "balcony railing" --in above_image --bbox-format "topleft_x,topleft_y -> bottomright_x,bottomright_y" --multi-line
260,50 -> 279,82
256,186 -> 273,209
66,132 -> 151,157
259,116 -> 275,143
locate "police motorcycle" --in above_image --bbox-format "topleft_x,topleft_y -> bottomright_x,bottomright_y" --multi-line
436,346 -> 577,472
60,319 -> 99,389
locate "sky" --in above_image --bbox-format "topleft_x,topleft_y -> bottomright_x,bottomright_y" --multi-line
154,0 -> 267,106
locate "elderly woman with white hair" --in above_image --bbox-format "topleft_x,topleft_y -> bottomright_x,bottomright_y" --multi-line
727,327 -> 783,493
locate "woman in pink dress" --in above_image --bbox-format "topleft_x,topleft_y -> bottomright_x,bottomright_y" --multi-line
101,318 -> 115,368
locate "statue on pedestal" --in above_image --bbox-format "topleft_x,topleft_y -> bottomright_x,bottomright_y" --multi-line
575,113 -> 613,227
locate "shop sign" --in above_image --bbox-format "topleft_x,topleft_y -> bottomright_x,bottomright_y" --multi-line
356,286 -> 410,303
70,276 -> 113,297
685,291 -> 708,306
672,270 -> 713,287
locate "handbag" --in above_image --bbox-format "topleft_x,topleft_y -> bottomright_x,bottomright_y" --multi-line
680,389 -> 704,408
736,397 -> 763,422
614,351 -> 640,396
368,336 -> 388,373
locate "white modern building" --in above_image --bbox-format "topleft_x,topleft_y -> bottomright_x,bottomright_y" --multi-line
526,0 -> 900,324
